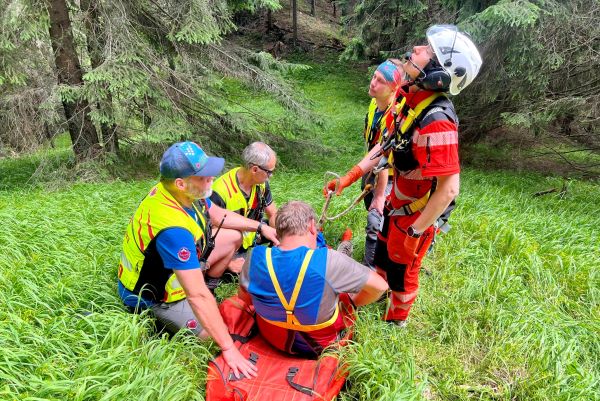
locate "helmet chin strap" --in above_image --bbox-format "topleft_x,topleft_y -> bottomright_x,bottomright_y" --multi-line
403,51 -> 427,79
401,51 -> 427,91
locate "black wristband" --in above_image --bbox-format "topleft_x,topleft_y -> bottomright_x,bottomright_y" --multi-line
256,222 -> 264,234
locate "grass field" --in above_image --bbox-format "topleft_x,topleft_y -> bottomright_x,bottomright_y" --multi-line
1,54 -> 599,400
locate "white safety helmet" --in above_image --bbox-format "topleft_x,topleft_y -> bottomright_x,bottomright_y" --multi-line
426,24 -> 482,95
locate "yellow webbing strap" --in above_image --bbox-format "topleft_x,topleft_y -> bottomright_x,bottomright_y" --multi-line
397,93 -> 443,134
264,248 -> 340,332
408,190 -> 430,213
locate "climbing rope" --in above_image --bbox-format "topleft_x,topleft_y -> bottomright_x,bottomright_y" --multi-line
318,171 -> 373,230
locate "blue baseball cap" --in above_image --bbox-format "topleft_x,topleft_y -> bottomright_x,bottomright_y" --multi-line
160,142 -> 225,179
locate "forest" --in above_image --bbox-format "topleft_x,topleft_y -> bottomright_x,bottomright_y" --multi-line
0,0 -> 598,400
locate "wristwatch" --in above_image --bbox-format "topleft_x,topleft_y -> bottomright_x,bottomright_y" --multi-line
256,222 -> 264,234
407,225 -> 422,238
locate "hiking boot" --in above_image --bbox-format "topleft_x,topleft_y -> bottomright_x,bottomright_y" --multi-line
336,228 -> 353,257
388,319 -> 408,329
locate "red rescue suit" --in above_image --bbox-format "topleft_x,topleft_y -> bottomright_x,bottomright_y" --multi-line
375,88 -> 459,321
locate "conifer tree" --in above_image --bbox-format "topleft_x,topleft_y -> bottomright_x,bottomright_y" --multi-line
47,0 -> 100,160
341,0 -> 599,174
1,0 -> 310,162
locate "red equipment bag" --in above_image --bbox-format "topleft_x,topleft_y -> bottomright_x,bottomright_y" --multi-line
206,294 -> 356,401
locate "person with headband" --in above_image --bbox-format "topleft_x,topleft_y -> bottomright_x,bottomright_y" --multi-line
324,25 -> 482,327
359,59 -> 403,269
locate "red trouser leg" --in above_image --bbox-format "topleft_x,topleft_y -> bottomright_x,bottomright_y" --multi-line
375,214 -> 434,321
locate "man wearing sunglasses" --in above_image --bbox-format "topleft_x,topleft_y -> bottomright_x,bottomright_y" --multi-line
210,142 -> 278,284
324,25 -> 482,327
118,141 -> 278,380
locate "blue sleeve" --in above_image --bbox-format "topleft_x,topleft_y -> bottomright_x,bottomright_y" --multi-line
205,197 -> 212,208
156,228 -> 201,270
316,231 -> 328,248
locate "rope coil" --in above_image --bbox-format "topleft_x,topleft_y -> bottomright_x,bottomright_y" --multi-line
318,171 -> 373,230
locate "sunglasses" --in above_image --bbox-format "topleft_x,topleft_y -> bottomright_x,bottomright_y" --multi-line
253,164 -> 274,177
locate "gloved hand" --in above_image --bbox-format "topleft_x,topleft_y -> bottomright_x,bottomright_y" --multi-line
323,165 -> 364,196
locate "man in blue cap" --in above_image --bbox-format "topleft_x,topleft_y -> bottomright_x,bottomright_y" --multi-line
118,141 -> 278,378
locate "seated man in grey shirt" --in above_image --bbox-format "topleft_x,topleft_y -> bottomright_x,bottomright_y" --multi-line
239,200 -> 388,356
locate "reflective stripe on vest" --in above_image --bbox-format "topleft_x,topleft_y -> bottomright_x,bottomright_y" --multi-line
212,167 -> 266,249
261,248 -> 339,332
118,182 -> 208,303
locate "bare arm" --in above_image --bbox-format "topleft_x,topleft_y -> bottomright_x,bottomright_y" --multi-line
357,143 -> 384,174
209,203 -> 279,245
369,168 -> 389,214
351,271 -> 388,307
411,173 -> 459,233
265,203 -> 277,227
324,144 -> 386,196
174,268 -> 257,378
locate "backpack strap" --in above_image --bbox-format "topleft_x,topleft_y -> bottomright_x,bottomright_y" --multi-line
286,367 -> 314,396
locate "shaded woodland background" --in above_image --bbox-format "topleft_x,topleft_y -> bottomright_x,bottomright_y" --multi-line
1,0 -> 598,179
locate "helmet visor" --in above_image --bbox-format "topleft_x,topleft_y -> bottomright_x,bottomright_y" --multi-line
426,24 -> 459,67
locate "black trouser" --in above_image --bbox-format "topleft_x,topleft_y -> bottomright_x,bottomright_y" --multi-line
361,173 -> 391,269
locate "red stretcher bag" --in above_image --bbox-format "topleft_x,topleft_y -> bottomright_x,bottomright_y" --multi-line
206,295 -> 355,401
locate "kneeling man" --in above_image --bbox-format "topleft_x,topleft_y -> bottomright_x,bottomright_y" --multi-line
240,201 -> 388,357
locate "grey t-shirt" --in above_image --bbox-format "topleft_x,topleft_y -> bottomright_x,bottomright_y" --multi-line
240,247 -> 371,323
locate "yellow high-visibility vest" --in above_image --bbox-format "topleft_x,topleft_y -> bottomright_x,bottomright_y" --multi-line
212,167 -> 266,249
118,182 -> 209,303
365,99 -> 394,176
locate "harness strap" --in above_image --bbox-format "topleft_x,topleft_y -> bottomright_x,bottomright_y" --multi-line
387,191 -> 431,217
396,93 -> 443,134
264,248 -> 340,332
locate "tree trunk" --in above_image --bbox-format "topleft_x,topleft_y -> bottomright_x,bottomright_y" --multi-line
266,9 -> 273,32
292,0 -> 298,45
310,0 -> 315,16
47,0 -> 99,160
80,0 -> 119,154
332,0 -> 336,17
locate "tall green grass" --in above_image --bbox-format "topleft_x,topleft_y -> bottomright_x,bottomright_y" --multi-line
1,54 -> 599,400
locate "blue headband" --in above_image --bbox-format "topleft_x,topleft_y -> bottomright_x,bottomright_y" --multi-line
376,60 -> 401,85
